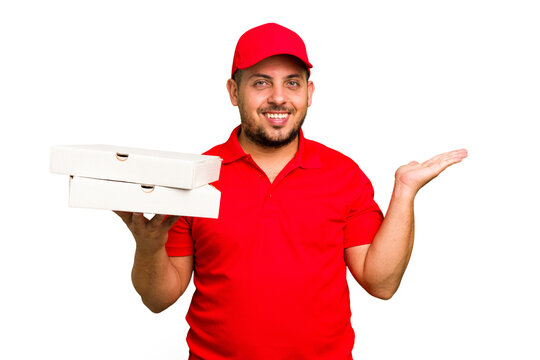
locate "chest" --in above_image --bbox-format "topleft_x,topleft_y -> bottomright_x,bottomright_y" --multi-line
190,161 -> 353,270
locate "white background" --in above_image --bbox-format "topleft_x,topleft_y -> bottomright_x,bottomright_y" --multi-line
1,0 -> 539,359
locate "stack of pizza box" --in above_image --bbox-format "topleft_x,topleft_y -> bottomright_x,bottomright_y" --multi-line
50,144 -> 222,218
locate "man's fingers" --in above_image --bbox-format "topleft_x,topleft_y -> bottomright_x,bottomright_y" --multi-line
114,210 -> 133,226
114,211 -> 180,233
422,153 -> 443,167
437,149 -> 468,170
423,149 -> 468,169
132,212 -> 148,229
435,157 -> 463,174
147,214 -> 167,229
145,214 -> 181,233
398,149 -> 468,193
162,215 -> 181,230
149,214 -> 181,230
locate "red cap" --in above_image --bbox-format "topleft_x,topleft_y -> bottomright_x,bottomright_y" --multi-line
231,23 -> 313,78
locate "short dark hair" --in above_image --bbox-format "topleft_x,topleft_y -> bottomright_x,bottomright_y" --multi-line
232,69 -> 244,86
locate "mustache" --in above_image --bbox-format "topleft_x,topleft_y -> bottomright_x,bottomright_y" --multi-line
259,106 -> 294,113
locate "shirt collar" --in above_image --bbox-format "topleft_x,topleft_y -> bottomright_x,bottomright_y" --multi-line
219,125 -> 321,169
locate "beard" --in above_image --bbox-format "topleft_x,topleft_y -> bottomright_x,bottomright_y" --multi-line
238,105 -> 308,149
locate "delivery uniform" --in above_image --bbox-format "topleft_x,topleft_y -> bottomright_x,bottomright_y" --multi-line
166,126 -> 383,360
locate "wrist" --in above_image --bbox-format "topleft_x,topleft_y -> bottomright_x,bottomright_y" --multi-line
392,180 -> 417,202
134,245 -> 167,263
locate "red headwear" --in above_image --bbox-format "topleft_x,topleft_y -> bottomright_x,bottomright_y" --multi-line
231,23 -> 313,78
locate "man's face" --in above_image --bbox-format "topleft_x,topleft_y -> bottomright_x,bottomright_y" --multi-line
227,55 -> 314,149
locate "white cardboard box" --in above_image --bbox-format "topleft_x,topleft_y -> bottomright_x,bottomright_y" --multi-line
69,176 -> 220,218
51,144 -> 222,189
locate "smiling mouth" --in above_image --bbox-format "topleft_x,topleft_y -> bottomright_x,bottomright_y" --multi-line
263,112 -> 291,126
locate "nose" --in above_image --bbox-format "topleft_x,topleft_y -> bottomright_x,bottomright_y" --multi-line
267,84 -> 286,106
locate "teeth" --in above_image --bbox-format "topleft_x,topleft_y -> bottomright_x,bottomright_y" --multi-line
266,113 -> 288,119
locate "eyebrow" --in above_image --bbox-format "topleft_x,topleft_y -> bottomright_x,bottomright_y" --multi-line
249,73 -> 303,80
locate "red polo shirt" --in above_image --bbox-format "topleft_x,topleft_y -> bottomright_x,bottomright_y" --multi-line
166,126 -> 383,360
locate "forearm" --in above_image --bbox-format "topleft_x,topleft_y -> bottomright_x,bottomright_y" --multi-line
363,183 -> 416,298
131,247 -> 184,313
354,149 -> 467,299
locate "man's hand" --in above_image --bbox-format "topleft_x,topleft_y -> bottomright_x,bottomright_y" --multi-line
114,211 -> 190,313
114,212 -> 180,256
394,149 -> 468,198
346,148 -> 468,299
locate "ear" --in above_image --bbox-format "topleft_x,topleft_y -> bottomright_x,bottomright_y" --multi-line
307,80 -> 315,107
226,78 -> 239,106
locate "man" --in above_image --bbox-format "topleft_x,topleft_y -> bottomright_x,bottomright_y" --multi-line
116,23 -> 467,359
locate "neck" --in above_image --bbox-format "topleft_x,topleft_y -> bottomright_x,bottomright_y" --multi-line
238,129 -> 299,182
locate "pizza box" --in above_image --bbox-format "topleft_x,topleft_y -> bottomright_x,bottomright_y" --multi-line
68,176 -> 220,218
50,144 -> 221,189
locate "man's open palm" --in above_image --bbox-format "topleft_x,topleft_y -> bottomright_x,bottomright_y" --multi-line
395,149 -> 468,196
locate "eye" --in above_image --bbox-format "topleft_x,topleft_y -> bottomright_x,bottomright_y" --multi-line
253,80 -> 269,87
287,80 -> 300,87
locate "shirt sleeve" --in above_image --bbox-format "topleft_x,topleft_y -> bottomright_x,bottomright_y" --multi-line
165,216 -> 195,256
343,166 -> 384,248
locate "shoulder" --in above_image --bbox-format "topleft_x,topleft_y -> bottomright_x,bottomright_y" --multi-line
201,127 -> 243,161
305,138 -> 361,171
303,137 -> 374,188
202,143 -> 223,156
